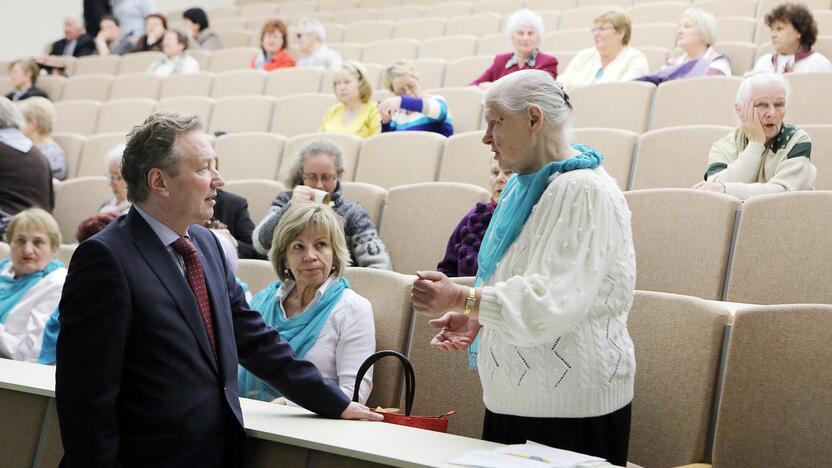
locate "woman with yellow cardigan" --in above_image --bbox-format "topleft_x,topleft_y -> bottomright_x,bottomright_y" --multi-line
319,61 -> 381,138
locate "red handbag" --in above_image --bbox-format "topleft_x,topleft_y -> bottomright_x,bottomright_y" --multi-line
353,350 -> 455,433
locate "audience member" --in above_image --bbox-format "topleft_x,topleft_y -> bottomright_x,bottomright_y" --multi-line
251,19 -> 296,71
111,0 -> 155,39
183,7 -> 221,51
94,15 -> 133,56
379,60 -> 454,136
56,111 -> 381,467
83,0 -> 112,37
0,208 -> 67,363
5,59 -> 49,102
18,97 -> 67,180
240,203 -> 375,405
319,61 -> 380,138
48,15 -> 97,58
212,188 -> 260,259
412,70 -> 635,466
753,3 -> 832,74
695,72 -> 816,200
130,13 -> 166,53
253,139 -> 391,269
437,160 -> 513,277
100,144 -> 131,216
296,18 -> 343,70
76,212 -> 117,242
471,9 -> 558,89
148,29 -> 200,77
558,9 -> 649,90
0,98 -> 53,237
639,8 -> 730,83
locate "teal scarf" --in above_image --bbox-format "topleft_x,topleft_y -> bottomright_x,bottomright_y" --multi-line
0,258 -> 63,324
238,277 -> 350,401
37,307 -> 60,365
468,145 -> 603,368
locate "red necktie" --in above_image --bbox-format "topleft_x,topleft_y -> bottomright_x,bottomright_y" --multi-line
172,237 -> 217,359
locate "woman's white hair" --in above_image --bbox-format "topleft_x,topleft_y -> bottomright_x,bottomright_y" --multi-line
505,9 -> 545,48
483,69 -> 572,131
681,8 -> 717,47
736,72 -> 791,103
0,97 -> 25,130
298,17 -> 326,42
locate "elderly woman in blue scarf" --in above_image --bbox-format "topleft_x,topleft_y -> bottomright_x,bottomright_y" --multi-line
411,70 -> 636,465
239,202 -> 375,404
0,208 -> 66,364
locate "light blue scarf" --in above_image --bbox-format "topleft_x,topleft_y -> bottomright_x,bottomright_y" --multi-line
37,307 -> 60,365
0,258 -> 63,324
468,145 -> 603,368
238,277 -> 350,401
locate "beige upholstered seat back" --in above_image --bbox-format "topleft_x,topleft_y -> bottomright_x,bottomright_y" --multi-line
235,259 -> 276,296
0,389 -> 50,468
118,51 -> 165,75
270,93 -> 336,137
110,73 -> 162,100
61,74 -> 113,101
54,100 -> 101,136
263,68 -> 324,98
651,76 -> 742,129
210,96 -> 275,133
213,132 -> 286,182
222,180 -> 286,225
340,181 -> 388,228
73,56 -> 120,76
362,38 -> 420,65
438,130 -> 491,190
96,98 -> 156,134
354,132 -> 446,189
53,176 -> 113,241
155,96 -> 214,128
210,69 -> 267,98
573,128 -> 639,191
208,47 -> 258,73
443,56 -> 494,87
570,82 -> 656,133
158,72 -> 215,99
418,35 -> 479,61
52,133 -> 85,179
803,124 -> 832,190
0,242 -> 10,259
785,72 -> 832,125
76,132 -> 126,178
426,86 -> 483,133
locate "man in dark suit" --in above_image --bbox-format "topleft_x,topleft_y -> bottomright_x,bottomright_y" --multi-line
213,188 -> 264,260
49,15 -> 97,57
56,112 -> 381,468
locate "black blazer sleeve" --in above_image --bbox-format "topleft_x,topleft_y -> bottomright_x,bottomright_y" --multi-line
214,190 -> 264,260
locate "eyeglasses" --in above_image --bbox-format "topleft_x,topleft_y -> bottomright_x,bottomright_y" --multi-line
107,174 -> 123,182
302,172 -> 337,184
590,26 -> 616,34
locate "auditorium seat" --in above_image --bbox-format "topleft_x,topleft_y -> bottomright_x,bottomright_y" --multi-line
362,38 -> 420,65
363,0 -> 403,10
545,28 -> 593,51
214,132 -> 286,181
61,74 -> 113,101
551,50 -> 578,73
37,75 -> 66,101
424,2 -> 473,19
222,180 -> 286,225
319,0 -> 359,13
118,51 -> 164,74
630,22 -> 678,50
625,189 -> 741,300
419,35 -> 479,61
269,93 -> 336,137
803,124 -> 832,190
217,30 -> 254,48
337,9 -> 378,25
322,63 -> 383,90
0,242 -> 8,259
53,176 -> 113,241
340,181 -> 387,227
377,5 -> 426,21
52,132 -> 85,179
393,18 -> 448,40
187,49 -> 213,71
110,73 -> 162,100
204,6 -> 239,19
263,68 -> 325,98
239,3 -> 278,18
58,244 -> 76,266
638,46 -> 670,71
76,132 -> 126,178
627,2 -> 689,24
477,33 -> 510,56
428,86 -> 484,134
651,76 -> 742,129
573,128 -> 638,191
54,100 -> 100,136
713,41 -> 758,76
715,17 -> 758,43
785,72 -> 832,125
211,69 -> 267,98
438,130 -> 492,190
96,98 -> 155,134
211,96 -> 275,133
380,182 -> 489,273
410,58 -> 447,89
710,304 -> 832,467
726,191 -> 832,304
73,55 -> 120,76
211,17 -> 248,31
344,20 -> 395,43
569,81 -> 655,133
158,72 -> 214,99
631,125 -> 733,190
406,275 -> 485,438
343,267 -> 415,409
155,96 -> 214,128
446,13 -> 503,37
443,56 -> 494,87
474,0 -> 524,15
208,47 -> 258,72
580,0 -> 631,7
627,290 -> 732,468
526,0 -> 578,11
0,387 -> 50,468
328,42 -> 362,62
693,0 -> 759,18
320,23 -> 345,43
278,1 -> 318,16
354,132 -> 446,188
560,6 -> 613,30
281,132 -> 363,181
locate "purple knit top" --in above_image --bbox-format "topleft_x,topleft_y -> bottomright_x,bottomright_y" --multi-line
436,201 -> 496,277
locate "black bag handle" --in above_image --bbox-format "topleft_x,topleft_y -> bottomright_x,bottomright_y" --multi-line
353,350 -> 416,416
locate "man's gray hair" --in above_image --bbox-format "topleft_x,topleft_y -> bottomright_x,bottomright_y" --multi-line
505,9 -> 545,48
736,72 -> 790,103
0,97 -> 25,130
484,69 -> 572,131
681,8 -> 717,47
122,112 -> 202,203
285,139 -> 345,188
298,17 -> 326,42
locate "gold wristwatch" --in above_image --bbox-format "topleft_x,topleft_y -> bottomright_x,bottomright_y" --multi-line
463,287 -> 477,316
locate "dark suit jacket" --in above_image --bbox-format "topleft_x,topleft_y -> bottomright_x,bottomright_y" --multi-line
213,189 -> 263,260
49,34 -> 97,57
56,207 -> 349,468
5,86 -> 49,101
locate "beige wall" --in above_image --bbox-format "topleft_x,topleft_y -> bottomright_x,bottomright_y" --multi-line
1,0 -> 232,62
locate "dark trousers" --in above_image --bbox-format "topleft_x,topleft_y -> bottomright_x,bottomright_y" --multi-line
482,403 -> 632,466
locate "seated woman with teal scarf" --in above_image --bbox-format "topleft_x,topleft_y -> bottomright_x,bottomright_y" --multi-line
239,203 -> 376,404
411,70 -> 636,466
0,208 -> 67,364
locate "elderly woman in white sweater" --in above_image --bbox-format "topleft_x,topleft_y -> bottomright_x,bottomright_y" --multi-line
412,69 -> 635,465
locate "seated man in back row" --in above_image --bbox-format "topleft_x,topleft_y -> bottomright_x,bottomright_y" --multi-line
694,71 -> 816,200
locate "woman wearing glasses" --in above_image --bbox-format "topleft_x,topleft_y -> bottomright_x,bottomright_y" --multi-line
252,139 -> 391,270
100,144 -> 131,217
558,10 -> 649,91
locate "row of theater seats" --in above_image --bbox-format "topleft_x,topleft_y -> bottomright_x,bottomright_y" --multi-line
41,183 -> 832,306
